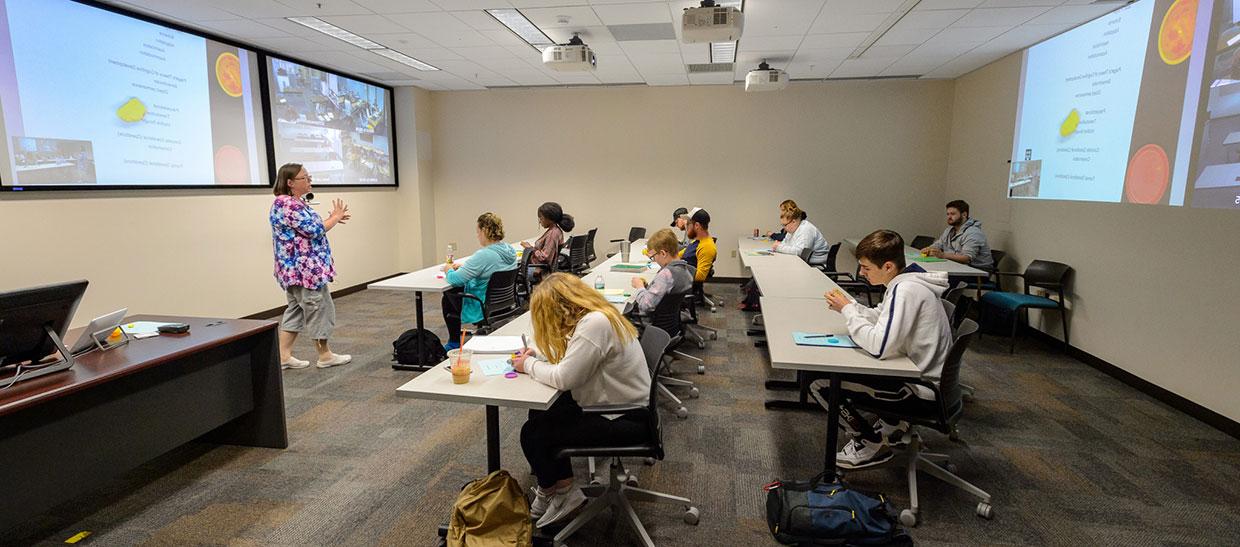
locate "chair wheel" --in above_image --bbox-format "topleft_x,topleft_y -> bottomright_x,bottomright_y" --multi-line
977,502 -> 993,519
684,506 -> 700,525
625,474 -> 639,487
945,462 -> 958,474
688,387 -> 700,398
676,406 -> 688,419
697,340 -> 706,349
643,457 -> 656,466
589,476 -> 601,486
899,509 -> 918,527
709,332 -> 718,340
696,365 -> 705,374
962,392 -> 975,402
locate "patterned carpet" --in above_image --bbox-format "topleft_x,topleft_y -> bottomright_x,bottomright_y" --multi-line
10,284 -> 1240,546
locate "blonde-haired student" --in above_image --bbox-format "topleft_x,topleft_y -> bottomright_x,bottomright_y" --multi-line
441,212 -> 516,350
510,273 -> 651,528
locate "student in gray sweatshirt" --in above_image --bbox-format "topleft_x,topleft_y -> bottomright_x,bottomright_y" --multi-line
921,199 -> 994,270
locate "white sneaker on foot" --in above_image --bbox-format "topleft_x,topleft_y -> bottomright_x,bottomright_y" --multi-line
878,420 -> 911,447
529,486 -> 552,519
836,438 -> 894,470
281,357 -> 310,370
535,485 -> 587,528
316,353 -> 352,368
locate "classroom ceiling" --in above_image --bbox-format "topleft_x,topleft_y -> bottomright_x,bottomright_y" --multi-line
101,0 -> 1125,90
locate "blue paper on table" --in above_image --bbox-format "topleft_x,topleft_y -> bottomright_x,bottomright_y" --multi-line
478,358 -> 514,376
793,331 -> 860,348
605,294 -> 628,303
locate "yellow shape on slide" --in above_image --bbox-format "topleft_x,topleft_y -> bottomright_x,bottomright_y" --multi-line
116,97 -> 147,123
1059,108 -> 1080,138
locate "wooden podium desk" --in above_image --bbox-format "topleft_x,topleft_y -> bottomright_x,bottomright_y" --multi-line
0,315 -> 284,533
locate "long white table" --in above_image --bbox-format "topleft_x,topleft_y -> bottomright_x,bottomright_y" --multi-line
760,296 -> 921,475
842,237 -> 988,277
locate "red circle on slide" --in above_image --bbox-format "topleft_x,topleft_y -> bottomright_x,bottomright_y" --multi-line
1123,144 -> 1170,204
214,145 -> 248,184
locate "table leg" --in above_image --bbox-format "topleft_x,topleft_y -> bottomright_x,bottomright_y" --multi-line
822,373 -> 841,479
393,290 -> 431,371
486,404 -> 501,473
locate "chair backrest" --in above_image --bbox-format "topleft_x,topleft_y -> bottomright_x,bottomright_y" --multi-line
585,227 -> 598,262
628,227 -> 646,242
648,290 -> 687,339
482,268 -> 521,322
989,249 -> 1006,272
566,234 -> 589,271
639,326 -> 673,458
1022,260 -> 1072,293
938,318 -> 979,422
798,247 -> 813,263
940,299 -> 955,324
942,281 -> 967,306
910,235 -> 936,250
515,249 -> 534,301
825,242 -> 841,272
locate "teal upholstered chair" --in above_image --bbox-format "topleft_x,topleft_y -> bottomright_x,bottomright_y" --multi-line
979,259 -> 1071,353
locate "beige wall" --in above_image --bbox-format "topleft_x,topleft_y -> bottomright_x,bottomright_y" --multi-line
427,81 -> 958,277
946,54 -> 1240,422
0,88 -> 431,328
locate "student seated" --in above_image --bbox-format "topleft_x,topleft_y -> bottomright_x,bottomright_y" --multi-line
771,202 -> 830,265
521,201 -> 574,281
680,208 -> 716,285
630,228 -> 694,314
669,206 -> 689,247
920,199 -> 994,270
765,199 -> 803,241
812,229 -> 953,469
442,212 -> 517,350
510,273 -> 652,528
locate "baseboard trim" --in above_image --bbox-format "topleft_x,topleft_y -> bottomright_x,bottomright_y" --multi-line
1022,326 -> 1240,440
242,273 -> 407,321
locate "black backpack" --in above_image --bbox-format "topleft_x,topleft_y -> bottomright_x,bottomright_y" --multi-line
765,474 -> 911,546
392,328 -> 448,367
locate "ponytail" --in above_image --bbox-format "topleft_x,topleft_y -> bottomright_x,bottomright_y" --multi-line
559,213 -> 575,233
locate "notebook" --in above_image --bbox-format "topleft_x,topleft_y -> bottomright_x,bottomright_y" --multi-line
462,336 -> 525,354
792,331 -> 860,348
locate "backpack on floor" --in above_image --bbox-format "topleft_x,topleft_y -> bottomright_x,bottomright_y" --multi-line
392,328 -> 448,367
448,470 -> 533,547
765,474 -> 910,546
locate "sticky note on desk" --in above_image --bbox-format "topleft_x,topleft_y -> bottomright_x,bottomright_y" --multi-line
478,358 -> 514,376
793,331 -> 859,348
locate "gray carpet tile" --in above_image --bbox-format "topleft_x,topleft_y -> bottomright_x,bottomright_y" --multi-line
10,283 -> 1240,546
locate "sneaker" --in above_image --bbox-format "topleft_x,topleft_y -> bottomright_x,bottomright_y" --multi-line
281,357 -> 310,370
315,353 -> 352,368
878,420 -> 911,447
443,341 -> 460,352
535,485 -> 587,528
836,438 -> 894,470
529,486 -> 552,519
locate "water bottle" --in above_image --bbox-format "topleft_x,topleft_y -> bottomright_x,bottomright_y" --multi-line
620,240 -> 631,262
595,275 -> 605,290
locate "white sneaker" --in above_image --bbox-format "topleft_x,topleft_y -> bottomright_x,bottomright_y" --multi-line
281,357 -> 310,370
316,353 -> 352,368
535,485 -> 587,528
836,438 -> 894,470
878,420 -> 911,447
529,486 -> 552,519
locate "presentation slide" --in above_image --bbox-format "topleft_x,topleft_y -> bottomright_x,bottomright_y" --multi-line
267,57 -> 395,186
1010,0 -> 1213,205
1188,0 -> 1240,208
0,0 -> 267,188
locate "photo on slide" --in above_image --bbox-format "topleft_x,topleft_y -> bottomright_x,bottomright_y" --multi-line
1188,0 -> 1240,208
11,137 -> 95,184
1009,160 -> 1042,198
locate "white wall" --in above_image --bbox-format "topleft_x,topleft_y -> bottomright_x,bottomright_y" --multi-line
426,81 -> 958,277
946,54 -> 1240,422
0,88 -> 431,327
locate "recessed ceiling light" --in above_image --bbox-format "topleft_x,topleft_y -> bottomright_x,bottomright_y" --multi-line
372,49 -> 439,71
287,16 -> 385,50
487,8 -> 556,51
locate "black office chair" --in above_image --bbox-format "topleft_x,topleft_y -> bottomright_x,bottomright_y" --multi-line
683,282 -> 719,351
585,227 -> 599,264
459,268 -> 522,334
843,319 -> 993,526
514,250 -> 553,307
607,227 -> 647,258
910,235 -> 937,250
630,291 -> 700,419
563,234 -> 591,276
549,326 -> 700,546
940,292 -> 975,402
979,260 -> 1072,353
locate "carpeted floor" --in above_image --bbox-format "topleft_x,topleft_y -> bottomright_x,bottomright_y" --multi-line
11,284 -> 1240,546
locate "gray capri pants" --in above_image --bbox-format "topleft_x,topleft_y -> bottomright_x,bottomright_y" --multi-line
281,285 -> 336,340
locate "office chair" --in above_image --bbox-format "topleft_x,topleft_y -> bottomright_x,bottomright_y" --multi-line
979,260 -> 1072,353
564,234 -> 591,276
842,319 -> 993,526
630,291 -> 700,419
585,227 -> 599,264
940,295 -> 975,402
460,268 -> 522,334
682,283 -> 718,352
607,227 -> 646,257
549,326 -> 700,546
515,250 -> 553,307
909,235 -> 937,250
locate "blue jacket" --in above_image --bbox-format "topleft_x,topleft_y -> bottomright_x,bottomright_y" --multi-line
446,242 -> 517,324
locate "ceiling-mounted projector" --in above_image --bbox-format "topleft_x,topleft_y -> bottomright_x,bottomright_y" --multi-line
542,34 -> 596,72
745,61 -> 788,92
682,0 -> 743,43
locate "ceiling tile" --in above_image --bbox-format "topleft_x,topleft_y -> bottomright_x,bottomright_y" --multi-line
824,0 -> 905,14
862,44 -> 918,58
523,6 -> 605,28
910,38 -> 980,58
115,0 -> 239,21
809,12 -> 888,34
592,3 -> 673,25
321,14 -> 411,33
199,19 -> 290,39
510,0 -> 581,7
873,24 -> 940,47
607,23 -> 677,41
786,59 -> 841,78
644,73 -> 689,86
1027,5 -> 1121,26
430,0 -> 511,9
368,32 -> 442,50
480,29 -> 531,47
679,45 -> 710,64
207,0 -> 300,19
984,23 -> 1070,49
547,26 -> 616,44
978,0 -> 1059,7
916,0 -> 983,8
748,0 -> 827,37
618,39 -> 680,55
453,45 -> 517,60
951,7 -> 1051,28
799,32 -> 869,49
253,35 -> 341,53
791,47 -> 852,63
739,35 -> 804,52
899,8 -> 969,29
830,57 -> 896,78
449,10 -> 510,31
933,25 -> 1011,43
273,0 -> 372,16
394,47 -> 464,61
352,0 -> 440,13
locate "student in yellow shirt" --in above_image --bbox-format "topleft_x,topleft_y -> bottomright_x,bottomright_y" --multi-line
680,208 -> 716,283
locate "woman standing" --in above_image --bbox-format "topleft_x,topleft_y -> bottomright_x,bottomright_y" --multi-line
510,273 -> 651,528
270,163 -> 352,370
520,202 -> 574,279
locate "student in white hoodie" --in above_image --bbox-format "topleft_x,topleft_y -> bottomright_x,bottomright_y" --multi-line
812,229 -> 953,469
511,273 -> 651,528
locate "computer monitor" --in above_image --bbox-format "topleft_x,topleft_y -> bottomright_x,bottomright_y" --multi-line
0,280 -> 88,369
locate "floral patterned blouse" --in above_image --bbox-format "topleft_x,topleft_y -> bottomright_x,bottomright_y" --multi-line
270,194 -> 335,290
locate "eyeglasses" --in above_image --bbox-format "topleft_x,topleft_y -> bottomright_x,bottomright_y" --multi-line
293,175 -> 312,181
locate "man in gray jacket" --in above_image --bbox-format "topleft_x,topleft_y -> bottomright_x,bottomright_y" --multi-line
921,199 -> 994,270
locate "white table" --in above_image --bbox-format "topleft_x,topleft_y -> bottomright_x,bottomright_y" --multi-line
369,240 -> 530,370
748,256 -> 839,299
760,296 -> 921,476
395,311 -> 558,472
842,238 -> 987,277
737,236 -> 785,268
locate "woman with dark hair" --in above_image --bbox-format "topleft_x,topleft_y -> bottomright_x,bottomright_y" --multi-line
521,202 -> 574,280
270,163 -> 352,370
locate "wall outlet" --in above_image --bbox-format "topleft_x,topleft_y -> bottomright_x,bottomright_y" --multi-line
731,250 -> 737,258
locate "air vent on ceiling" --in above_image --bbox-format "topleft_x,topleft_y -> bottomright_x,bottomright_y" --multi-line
363,71 -> 418,82
608,23 -> 678,41
686,62 -> 734,73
